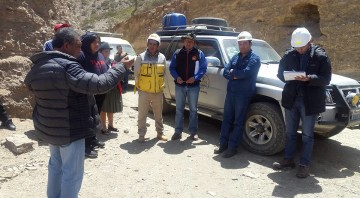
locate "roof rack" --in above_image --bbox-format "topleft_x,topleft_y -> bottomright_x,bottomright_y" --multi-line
156,24 -> 239,37
87,31 -> 123,38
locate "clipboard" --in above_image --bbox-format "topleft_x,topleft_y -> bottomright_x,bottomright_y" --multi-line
283,71 -> 306,81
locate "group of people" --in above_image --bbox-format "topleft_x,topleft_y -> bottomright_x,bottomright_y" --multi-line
133,32 -> 208,143
22,23 -> 331,197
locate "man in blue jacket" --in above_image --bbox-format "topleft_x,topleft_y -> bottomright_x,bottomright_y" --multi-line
169,33 -> 207,141
273,27 -> 332,178
214,31 -> 261,158
25,28 -> 130,198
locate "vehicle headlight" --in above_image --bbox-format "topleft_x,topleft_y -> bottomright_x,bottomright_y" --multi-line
345,92 -> 360,107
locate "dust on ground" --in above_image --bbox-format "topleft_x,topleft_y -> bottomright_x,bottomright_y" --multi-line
0,82 -> 359,198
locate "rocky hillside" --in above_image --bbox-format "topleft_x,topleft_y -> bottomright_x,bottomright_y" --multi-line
0,0 -> 359,119
71,0 -> 172,31
114,0 -> 360,79
0,0 -> 78,118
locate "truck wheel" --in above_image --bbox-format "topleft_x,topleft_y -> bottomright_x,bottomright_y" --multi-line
242,102 -> 285,155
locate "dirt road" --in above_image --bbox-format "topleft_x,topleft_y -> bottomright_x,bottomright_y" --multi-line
0,85 -> 359,198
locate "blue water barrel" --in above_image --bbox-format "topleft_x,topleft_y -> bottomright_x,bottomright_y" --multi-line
162,13 -> 186,30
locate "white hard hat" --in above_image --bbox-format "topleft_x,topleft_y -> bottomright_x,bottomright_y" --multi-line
147,33 -> 161,45
237,31 -> 253,41
291,27 -> 312,47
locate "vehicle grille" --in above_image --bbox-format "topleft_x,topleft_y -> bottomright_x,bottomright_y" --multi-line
342,88 -> 358,97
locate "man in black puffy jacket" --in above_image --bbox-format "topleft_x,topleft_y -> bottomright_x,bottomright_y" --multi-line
25,28 -> 130,198
272,27 -> 332,178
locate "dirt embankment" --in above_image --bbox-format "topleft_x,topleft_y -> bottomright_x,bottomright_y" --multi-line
1,0 -> 360,118
0,0 -> 78,119
114,0 -> 360,79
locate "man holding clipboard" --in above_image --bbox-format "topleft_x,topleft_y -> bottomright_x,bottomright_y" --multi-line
273,27 -> 332,178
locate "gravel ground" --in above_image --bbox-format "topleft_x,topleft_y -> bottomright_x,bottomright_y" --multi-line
0,82 -> 359,198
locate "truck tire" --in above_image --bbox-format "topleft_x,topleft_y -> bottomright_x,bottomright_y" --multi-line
242,102 -> 285,155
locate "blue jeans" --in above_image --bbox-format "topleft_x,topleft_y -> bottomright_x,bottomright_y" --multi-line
175,84 -> 200,135
47,138 -> 85,198
219,92 -> 251,149
284,96 -> 316,166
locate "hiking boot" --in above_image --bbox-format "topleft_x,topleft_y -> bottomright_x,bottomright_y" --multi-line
222,148 -> 237,158
272,159 -> 296,170
189,134 -> 199,141
85,147 -> 98,158
1,119 -> 16,131
157,133 -> 168,141
138,135 -> 145,143
296,165 -> 310,178
91,138 -> 105,148
171,133 -> 182,141
214,145 -> 228,154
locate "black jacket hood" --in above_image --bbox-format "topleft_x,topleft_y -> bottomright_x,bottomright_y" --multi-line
30,51 -> 77,64
81,32 -> 100,55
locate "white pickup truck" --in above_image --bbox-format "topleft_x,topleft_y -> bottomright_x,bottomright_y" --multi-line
156,21 -> 360,155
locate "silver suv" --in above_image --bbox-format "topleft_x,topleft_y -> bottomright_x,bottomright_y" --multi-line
157,25 -> 360,155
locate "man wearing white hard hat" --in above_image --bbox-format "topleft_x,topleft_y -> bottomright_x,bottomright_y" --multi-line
273,27 -> 332,178
214,31 -> 261,158
134,33 -> 168,142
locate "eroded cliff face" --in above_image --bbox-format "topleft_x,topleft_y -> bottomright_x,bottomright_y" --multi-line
0,0 -> 78,118
114,0 -> 360,79
112,0 -> 190,52
0,0 -> 78,58
0,0 -> 359,118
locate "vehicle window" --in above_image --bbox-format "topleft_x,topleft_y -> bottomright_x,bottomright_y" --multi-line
109,44 -> 137,56
122,44 -> 137,56
173,39 -> 222,66
197,40 -> 222,65
158,40 -> 172,60
222,39 -> 281,64
109,44 -> 118,56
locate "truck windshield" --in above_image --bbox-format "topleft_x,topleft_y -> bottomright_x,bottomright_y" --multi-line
109,44 -> 137,56
223,39 -> 281,64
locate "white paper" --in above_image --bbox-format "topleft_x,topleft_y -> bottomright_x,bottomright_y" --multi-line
283,71 -> 306,81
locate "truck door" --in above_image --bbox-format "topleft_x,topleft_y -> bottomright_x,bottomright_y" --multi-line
196,39 -> 227,114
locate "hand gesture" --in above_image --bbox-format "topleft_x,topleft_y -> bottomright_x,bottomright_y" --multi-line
121,56 -> 134,70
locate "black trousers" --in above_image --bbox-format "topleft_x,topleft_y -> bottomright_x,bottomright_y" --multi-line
0,102 -> 9,122
85,94 -> 106,147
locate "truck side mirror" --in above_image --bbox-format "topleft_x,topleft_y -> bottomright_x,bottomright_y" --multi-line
206,56 -> 221,67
